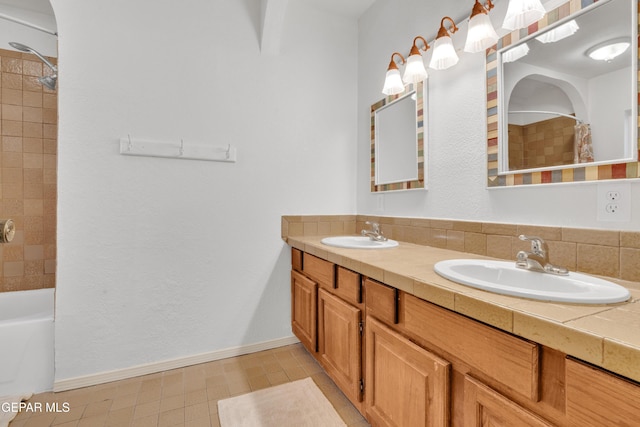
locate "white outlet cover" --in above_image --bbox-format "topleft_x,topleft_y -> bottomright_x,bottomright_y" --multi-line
597,182 -> 631,222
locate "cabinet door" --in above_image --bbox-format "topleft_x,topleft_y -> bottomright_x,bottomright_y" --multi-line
566,358 -> 640,426
366,316 -> 450,427
464,376 -> 553,427
318,288 -> 362,405
291,270 -> 317,353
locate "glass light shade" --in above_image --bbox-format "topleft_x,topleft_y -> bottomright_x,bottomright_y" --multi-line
382,68 -> 405,95
502,0 -> 546,30
464,12 -> 499,53
535,20 -> 578,43
502,42 -> 529,63
402,54 -> 428,84
587,41 -> 630,62
429,36 -> 459,70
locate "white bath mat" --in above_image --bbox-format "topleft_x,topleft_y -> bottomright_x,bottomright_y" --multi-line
0,394 -> 31,427
217,377 -> 346,427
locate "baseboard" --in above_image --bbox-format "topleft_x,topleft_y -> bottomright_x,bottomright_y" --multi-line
53,335 -> 300,392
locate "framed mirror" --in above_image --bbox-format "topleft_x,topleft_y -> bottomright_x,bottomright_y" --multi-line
486,0 -> 639,186
370,81 -> 426,192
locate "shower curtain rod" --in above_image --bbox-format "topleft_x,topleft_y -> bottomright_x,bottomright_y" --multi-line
508,110 -> 584,124
0,12 -> 57,36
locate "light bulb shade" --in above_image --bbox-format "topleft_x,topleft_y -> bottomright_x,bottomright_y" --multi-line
429,36 -> 459,70
382,68 -> 405,95
535,20 -> 578,43
464,12 -> 499,53
402,54 -> 428,84
502,0 -> 546,30
501,42 -> 529,63
587,41 -> 630,62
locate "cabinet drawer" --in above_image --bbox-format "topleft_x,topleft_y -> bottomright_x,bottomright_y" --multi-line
403,293 -> 540,401
566,358 -> 640,425
335,267 -> 361,305
303,253 -> 335,289
291,248 -> 303,272
365,278 -> 398,324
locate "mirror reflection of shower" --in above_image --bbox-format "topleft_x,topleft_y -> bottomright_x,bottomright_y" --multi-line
8,41 -> 57,90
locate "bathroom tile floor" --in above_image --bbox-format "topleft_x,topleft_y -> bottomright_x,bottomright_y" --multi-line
9,343 -> 370,427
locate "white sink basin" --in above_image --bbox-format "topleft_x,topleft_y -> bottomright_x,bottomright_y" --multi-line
321,236 -> 399,249
434,259 -> 630,304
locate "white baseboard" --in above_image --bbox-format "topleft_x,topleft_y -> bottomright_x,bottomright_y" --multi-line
53,336 -> 300,392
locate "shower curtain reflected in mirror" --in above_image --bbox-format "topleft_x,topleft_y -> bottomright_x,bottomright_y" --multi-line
574,123 -> 594,163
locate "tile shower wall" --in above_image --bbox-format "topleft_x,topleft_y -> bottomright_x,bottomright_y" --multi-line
0,47 -> 57,293
508,117 -> 575,170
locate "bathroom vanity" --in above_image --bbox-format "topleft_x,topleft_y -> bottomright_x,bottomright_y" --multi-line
286,229 -> 640,426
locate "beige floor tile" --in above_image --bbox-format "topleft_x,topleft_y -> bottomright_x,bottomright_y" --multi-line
16,344 -> 369,427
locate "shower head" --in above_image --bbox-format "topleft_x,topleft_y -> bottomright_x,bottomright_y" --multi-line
38,75 -> 57,91
9,42 -> 57,90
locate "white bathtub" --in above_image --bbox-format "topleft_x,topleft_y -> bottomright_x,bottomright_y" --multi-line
0,288 -> 54,398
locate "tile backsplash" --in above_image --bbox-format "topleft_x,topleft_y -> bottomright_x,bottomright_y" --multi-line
282,215 -> 640,282
0,48 -> 57,292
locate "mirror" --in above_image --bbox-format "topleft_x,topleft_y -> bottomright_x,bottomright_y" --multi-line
486,0 -> 639,186
370,81 -> 426,192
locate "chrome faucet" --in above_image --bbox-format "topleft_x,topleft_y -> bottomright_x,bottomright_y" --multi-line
516,235 -> 568,275
361,221 -> 388,242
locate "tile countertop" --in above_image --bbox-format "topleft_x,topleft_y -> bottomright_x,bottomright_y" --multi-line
286,235 -> 640,383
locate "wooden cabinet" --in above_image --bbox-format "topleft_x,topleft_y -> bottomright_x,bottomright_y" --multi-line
291,270 -> 317,353
366,316 -> 450,427
464,376 -> 554,427
318,289 -> 362,406
290,248 -> 640,426
566,358 -> 640,426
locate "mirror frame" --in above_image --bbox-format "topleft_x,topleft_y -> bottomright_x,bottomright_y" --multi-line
486,0 -> 639,187
370,81 -> 426,192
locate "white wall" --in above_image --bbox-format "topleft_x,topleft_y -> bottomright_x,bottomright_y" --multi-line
51,0 -> 357,382
357,0 -> 640,230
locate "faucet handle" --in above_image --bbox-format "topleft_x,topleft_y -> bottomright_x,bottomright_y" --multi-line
365,221 -> 380,233
519,235 -> 547,255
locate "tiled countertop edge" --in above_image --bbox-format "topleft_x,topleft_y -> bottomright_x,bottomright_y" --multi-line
285,235 -> 640,384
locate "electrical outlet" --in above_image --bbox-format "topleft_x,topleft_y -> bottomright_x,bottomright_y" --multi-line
607,191 -> 620,201
376,194 -> 385,212
597,182 -> 631,222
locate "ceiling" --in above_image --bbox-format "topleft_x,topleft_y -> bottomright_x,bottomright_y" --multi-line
0,0 -> 53,15
299,0 -> 375,18
513,0 -> 632,80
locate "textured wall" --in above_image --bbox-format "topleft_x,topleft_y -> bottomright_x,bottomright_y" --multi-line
51,0 -> 357,382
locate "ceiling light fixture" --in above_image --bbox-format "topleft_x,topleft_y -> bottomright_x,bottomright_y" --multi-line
403,36 -> 430,84
382,52 -> 407,95
535,19 -> 579,43
502,0 -> 546,31
429,17 -> 460,70
586,38 -> 631,62
464,0 -> 499,53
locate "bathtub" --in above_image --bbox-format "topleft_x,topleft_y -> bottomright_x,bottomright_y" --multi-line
0,288 -> 54,398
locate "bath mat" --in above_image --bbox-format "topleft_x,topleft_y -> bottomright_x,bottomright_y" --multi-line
217,377 -> 346,427
0,394 -> 31,427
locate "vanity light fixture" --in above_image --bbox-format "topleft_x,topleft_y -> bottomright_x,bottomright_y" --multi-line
501,42 -> 529,63
464,0 -> 499,53
381,52 -> 407,95
586,38 -> 631,62
535,19 -> 578,43
502,0 -> 546,31
429,17 -> 459,70
403,36 -> 430,84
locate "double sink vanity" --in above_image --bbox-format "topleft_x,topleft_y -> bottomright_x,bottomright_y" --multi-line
283,215 -> 640,426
